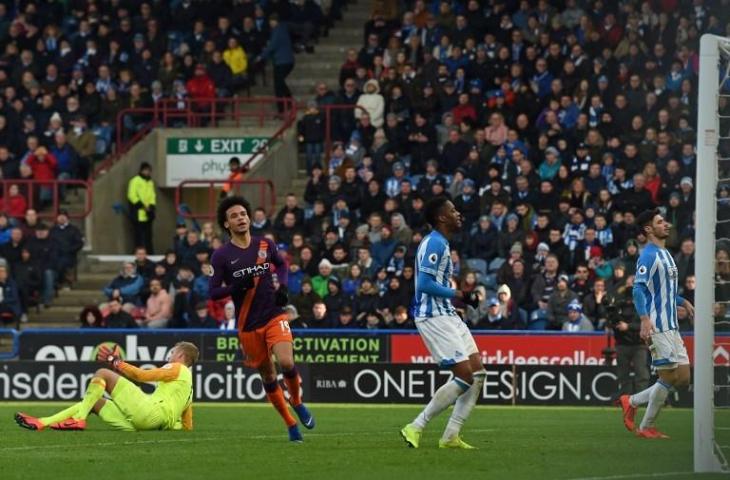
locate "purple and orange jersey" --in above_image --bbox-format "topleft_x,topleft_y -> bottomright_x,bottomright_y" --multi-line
209,237 -> 286,331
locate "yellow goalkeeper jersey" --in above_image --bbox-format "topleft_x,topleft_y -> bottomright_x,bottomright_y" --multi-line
118,362 -> 194,430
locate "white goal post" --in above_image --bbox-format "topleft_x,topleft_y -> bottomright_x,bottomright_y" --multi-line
695,33 -> 727,474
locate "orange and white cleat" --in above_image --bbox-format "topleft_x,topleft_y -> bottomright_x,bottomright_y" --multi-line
619,395 -> 637,432
636,427 -> 670,439
15,412 -> 45,431
49,418 -> 86,431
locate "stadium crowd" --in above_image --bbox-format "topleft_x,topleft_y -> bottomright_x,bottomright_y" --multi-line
0,0 -> 345,325
80,0 -> 730,332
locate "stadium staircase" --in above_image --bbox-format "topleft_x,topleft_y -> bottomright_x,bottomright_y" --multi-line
21,2 -> 372,329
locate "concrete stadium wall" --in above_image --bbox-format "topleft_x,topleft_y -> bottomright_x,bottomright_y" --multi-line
89,126 -> 297,254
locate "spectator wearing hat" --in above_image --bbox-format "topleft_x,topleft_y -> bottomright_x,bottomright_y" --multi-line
384,161 -> 408,198
563,301 -> 594,332
311,259 -> 334,298
547,274 -> 578,329
474,296 -> 511,330
356,79 -> 385,128
324,275 -> 348,314
50,210 -> 84,290
679,176 -> 695,210
386,244 -> 408,277
127,161 -> 156,253
389,213 -> 412,246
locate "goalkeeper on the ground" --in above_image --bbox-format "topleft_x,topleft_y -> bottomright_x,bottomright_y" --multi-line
14,341 -> 198,432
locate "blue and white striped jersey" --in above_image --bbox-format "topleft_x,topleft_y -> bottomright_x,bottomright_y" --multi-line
414,230 -> 457,318
633,243 -> 680,332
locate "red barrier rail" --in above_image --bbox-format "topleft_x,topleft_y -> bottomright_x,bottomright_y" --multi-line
175,179 -> 277,220
93,97 -> 297,178
319,103 -> 369,154
0,179 -> 92,219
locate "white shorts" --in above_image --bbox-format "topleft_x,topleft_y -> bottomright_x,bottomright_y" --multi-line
415,315 -> 479,367
649,329 -> 690,370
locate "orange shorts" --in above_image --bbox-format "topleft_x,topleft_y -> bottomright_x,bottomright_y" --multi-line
238,314 -> 292,368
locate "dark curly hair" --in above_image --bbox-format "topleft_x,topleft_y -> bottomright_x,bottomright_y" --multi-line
79,305 -> 104,328
217,196 -> 251,232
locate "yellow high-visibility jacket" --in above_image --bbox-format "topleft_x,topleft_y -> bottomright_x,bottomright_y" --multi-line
223,46 -> 248,75
127,174 -> 156,222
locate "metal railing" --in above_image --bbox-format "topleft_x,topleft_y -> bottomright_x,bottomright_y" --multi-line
0,179 -> 92,219
93,97 -> 298,178
175,179 -> 277,220
319,103 -> 369,153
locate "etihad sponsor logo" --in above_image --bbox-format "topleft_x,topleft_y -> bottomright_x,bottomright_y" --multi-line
232,263 -> 271,278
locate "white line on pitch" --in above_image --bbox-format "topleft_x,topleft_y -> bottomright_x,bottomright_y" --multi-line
0,428 -> 496,452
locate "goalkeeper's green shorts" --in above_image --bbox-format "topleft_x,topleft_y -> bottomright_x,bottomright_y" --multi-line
100,377 -> 166,431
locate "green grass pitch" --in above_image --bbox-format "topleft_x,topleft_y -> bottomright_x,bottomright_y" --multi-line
0,403 -> 728,480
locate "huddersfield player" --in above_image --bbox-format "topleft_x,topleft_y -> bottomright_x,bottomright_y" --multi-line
15,342 -> 198,431
620,209 -> 695,439
210,196 -> 314,442
401,197 -> 485,449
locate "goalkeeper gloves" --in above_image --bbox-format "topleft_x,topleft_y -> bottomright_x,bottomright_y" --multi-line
97,345 -> 122,370
462,291 -> 481,309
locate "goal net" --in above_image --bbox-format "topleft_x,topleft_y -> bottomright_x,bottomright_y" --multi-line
696,33 -> 730,473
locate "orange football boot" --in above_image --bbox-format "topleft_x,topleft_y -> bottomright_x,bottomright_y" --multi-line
15,412 -> 45,431
50,418 -> 87,431
636,427 -> 670,439
619,395 -> 637,432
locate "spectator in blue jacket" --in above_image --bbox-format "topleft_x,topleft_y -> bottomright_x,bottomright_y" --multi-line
258,14 -> 294,113
103,262 -> 144,306
370,224 -> 397,269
